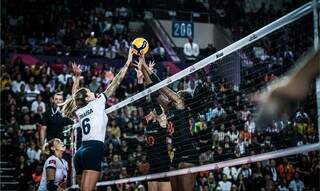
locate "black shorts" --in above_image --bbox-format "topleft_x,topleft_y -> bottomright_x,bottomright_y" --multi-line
175,143 -> 198,166
147,145 -> 171,181
74,140 -> 104,175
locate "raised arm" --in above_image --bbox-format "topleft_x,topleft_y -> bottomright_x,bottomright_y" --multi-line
104,48 -> 133,97
71,62 -> 81,94
139,56 -> 185,110
256,49 -> 319,127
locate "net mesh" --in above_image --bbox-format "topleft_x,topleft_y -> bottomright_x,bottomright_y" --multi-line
73,2 -> 319,189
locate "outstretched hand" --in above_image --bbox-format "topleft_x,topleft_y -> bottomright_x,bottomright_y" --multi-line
72,62 -> 81,77
254,83 -> 299,130
148,61 -> 155,72
134,58 -> 144,84
255,49 -> 319,131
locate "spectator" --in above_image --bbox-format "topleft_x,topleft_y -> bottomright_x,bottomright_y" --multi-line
11,74 -> 25,93
16,155 -> 29,190
218,174 -> 232,191
109,154 -> 123,179
31,164 -> 42,188
227,124 -> 239,143
85,32 -> 98,52
26,141 -> 41,164
288,172 -> 305,191
183,37 -> 200,62
269,159 -> 278,182
278,178 -> 289,191
88,76 -> 101,93
0,73 -> 11,91
25,84 -> 40,104
277,158 -> 295,182
245,115 -> 256,133
236,174 -> 247,191
105,43 -> 117,59
151,41 -> 165,60
31,94 -> 46,113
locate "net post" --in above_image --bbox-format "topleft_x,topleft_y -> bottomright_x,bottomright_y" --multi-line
71,125 -> 77,189
313,0 -> 320,142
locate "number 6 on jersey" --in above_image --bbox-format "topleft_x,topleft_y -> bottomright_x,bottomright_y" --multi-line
82,118 -> 91,135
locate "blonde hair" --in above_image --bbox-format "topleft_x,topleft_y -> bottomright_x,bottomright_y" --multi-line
44,138 -> 60,155
59,88 -> 90,119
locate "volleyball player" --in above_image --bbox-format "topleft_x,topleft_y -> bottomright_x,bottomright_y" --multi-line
60,49 -> 134,191
134,58 -> 172,191
137,55 -> 198,191
38,138 -> 68,191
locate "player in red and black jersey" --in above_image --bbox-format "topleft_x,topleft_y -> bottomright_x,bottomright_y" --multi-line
135,57 -> 172,191
137,55 -> 198,191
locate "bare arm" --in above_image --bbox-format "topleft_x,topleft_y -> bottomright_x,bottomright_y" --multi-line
278,50 -> 319,99
135,58 -> 168,127
46,168 -> 59,191
139,57 -> 185,110
71,63 -> 81,94
47,168 -> 56,181
256,49 -> 320,126
104,48 -> 133,97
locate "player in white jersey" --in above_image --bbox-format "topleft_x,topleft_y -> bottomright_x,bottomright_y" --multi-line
38,138 -> 68,191
60,49 -> 134,191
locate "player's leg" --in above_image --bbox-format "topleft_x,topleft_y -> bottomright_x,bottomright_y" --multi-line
170,176 -> 180,191
74,148 -> 83,189
159,181 -> 172,191
179,162 -> 196,191
148,181 -> 159,191
81,170 -> 100,191
81,141 -> 104,191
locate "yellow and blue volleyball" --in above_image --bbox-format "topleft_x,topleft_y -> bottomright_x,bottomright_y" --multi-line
131,38 -> 149,55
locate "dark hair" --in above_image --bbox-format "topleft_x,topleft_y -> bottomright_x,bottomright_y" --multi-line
54,92 -> 63,97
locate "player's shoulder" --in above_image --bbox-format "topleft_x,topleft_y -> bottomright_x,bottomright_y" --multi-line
90,93 -> 107,106
46,155 -> 58,165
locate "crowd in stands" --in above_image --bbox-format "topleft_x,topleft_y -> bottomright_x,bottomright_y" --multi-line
3,0 -> 139,58
1,0 -> 318,191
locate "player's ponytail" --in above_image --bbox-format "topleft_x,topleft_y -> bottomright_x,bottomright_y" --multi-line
59,96 -> 76,119
60,88 -> 90,119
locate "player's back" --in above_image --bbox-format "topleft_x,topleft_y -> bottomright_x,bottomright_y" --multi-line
75,94 -> 108,143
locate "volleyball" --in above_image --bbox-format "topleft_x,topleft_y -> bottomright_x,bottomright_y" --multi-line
131,37 -> 149,55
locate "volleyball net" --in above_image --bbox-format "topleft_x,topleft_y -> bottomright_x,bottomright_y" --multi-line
70,1 -> 320,189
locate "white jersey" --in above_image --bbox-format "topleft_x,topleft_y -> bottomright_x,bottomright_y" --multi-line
38,155 -> 68,191
75,93 -> 108,142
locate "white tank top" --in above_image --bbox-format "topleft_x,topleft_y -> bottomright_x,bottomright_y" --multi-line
38,155 -> 68,191
75,93 -> 108,143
